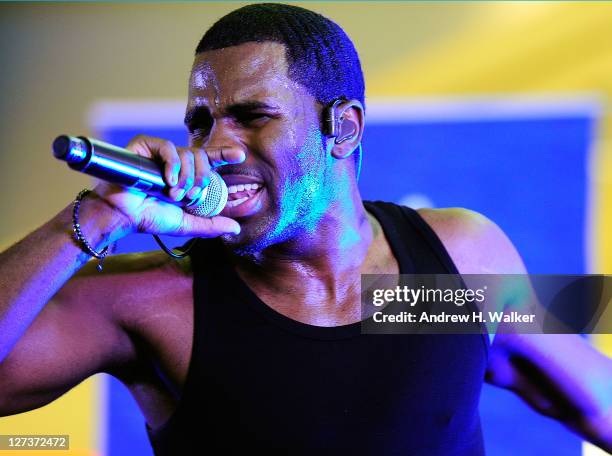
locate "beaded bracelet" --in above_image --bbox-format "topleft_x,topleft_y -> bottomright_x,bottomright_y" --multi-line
72,189 -> 108,271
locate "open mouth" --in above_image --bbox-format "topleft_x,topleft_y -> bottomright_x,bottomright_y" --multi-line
226,182 -> 263,208
220,174 -> 266,217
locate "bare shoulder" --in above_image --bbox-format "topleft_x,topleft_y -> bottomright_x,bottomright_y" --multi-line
416,207 -> 527,274
56,249 -> 193,334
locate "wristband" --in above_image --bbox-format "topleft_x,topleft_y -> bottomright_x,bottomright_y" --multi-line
72,189 -> 108,271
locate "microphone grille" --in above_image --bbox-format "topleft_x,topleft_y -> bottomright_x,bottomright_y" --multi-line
185,171 -> 228,217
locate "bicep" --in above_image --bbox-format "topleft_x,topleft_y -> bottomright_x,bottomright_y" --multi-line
420,207 -> 612,443
418,207 -> 533,345
0,260 -> 136,416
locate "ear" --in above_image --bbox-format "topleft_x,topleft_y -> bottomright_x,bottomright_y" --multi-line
327,99 -> 364,160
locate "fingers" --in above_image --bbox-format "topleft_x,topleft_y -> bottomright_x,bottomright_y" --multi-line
113,135 -> 245,238
169,150 -> 195,201
126,136 -> 181,187
187,149 -> 211,201
179,213 -> 241,237
206,146 -> 246,167
125,136 -> 204,202
160,143 -> 181,188
170,146 -> 246,201
125,136 -> 245,205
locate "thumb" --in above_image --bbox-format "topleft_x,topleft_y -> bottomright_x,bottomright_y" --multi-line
178,213 -> 241,237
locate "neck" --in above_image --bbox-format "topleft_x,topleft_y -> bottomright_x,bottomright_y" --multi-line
235,196 -> 372,278
226,182 -> 377,325
234,201 -> 372,326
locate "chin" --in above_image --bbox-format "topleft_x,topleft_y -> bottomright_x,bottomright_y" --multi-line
220,218 -> 275,257
221,234 -> 257,257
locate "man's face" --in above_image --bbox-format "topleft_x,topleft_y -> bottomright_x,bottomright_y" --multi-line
186,42 -> 332,255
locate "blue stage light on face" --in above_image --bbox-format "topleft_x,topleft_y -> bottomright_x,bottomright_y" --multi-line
266,126 -> 330,240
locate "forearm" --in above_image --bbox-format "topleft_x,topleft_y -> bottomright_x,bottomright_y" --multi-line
488,333 -> 612,451
576,407 -> 612,453
0,194 -> 128,362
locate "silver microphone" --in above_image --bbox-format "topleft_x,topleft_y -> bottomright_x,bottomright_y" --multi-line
52,135 -> 228,217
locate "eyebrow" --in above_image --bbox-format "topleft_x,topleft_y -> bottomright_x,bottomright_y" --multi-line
184,101 -> 281,127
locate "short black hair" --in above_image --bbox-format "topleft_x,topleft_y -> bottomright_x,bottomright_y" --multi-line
195,3 -> 365,110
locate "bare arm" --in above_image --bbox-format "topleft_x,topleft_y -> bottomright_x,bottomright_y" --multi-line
0,135 -> 243,416
486,332 -> 612,450
0,196 -> 135,415
420,207 -> 612,452
0,195 -> 127,364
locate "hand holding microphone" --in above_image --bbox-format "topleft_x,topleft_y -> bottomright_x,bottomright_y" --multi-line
53,135 -> 243,237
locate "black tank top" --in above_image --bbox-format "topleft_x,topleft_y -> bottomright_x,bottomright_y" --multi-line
146,201 -> 489,455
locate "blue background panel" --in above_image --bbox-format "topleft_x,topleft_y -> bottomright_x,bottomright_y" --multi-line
360,118 -> 591,274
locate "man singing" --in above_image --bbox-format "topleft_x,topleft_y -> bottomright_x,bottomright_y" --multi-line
0,4 -> 610,454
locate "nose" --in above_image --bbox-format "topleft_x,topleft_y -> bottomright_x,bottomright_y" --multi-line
204,119 -> 246,163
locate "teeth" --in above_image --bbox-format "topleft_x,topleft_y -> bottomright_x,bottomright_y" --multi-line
228,183 -> 261,194
226,196 -> 249,207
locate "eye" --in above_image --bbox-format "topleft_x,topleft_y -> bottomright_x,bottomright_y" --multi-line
187,113 -> 213,137
190,127 -> 211,139
236,113 -> 271,127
